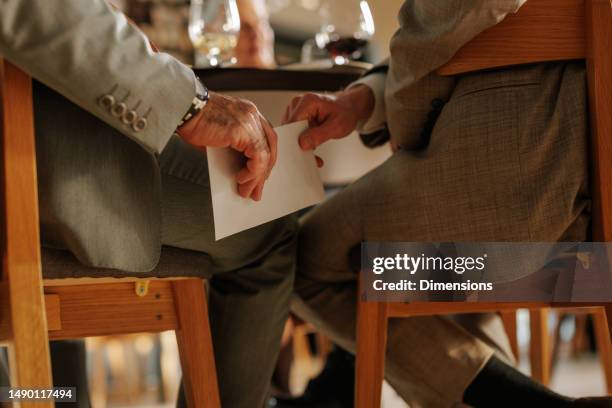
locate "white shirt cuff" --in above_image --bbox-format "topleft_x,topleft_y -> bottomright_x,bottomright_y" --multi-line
347,73 -> 387,134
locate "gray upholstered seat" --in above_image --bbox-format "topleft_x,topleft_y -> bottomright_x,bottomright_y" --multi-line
42,247 -> 212,279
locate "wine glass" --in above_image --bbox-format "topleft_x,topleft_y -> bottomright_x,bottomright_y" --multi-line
315,0 -> 375,65
189,0 -> 241,67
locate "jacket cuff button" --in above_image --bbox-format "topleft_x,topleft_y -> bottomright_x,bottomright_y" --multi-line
112,102 -> 127,117
122,110 -> 138,125
98,94 -> 115,110
132,117 -> 148,132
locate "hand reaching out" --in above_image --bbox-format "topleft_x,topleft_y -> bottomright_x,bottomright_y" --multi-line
282,85 -> 375,163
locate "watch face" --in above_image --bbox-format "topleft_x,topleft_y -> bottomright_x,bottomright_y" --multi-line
195,77 -> 209,101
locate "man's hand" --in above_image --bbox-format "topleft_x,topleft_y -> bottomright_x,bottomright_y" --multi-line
282,85 -> 374,159
176,92 -> 277,201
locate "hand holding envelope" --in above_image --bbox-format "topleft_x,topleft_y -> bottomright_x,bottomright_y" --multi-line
177,92 -> 278,201
208,121 -> 325,240
206,85 -> 377,240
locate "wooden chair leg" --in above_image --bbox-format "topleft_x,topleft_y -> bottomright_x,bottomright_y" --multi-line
172,279 -> 220,408
88,338 -> 109,408
500,310 -> 519,361
5,307 -> 54,408
1,60 -> 53,407
572,314 -> 589,355
529,308 -> 551,385
355,300 -> 388,408
592,307 -> 612,395
605,305 -> 612,344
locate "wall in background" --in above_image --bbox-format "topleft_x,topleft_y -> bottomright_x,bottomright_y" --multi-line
119,0 -> 193,64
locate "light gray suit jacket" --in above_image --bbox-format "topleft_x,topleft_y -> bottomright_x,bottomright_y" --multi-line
355,0 -> 527,150
0,0 -> 197,271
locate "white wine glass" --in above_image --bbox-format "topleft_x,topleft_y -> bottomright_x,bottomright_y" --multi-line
315,0 -> 375,65
189,0 -> 241,67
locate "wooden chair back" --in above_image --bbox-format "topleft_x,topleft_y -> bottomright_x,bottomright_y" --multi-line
437,0 -> 587,75
0,59 -> 221,407
438,0 -> 612,243
436,0 -> 612,358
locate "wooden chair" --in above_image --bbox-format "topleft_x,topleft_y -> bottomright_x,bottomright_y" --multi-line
355,1 -> 612,406
0,59 -> 220,407
501,307 -> 611,387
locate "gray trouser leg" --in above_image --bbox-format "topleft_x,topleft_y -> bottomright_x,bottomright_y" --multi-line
292,153 -> 510,408
50,340 -> 91,408
0,348 -> 9,408
160,137 -> 298,408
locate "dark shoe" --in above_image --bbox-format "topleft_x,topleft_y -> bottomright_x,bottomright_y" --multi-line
301,347 -> 354,407
573,397 -> 612,407
268,346 -> 354,408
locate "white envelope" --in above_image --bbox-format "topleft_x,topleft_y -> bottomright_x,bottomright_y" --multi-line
207,121 -> 325,240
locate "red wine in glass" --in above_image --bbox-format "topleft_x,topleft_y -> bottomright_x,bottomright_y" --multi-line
325,36 -> 368,60
316,0 -> 375,64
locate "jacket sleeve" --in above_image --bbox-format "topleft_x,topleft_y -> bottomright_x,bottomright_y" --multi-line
353,0 -> 527,149
0,0 -> 197,154
342,61 -> 388,148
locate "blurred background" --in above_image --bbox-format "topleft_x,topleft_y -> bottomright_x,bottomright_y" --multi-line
110,0 -> 403,66
71,1 -> 608,407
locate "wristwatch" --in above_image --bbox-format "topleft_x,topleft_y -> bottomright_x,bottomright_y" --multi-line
177,77 -> 209,128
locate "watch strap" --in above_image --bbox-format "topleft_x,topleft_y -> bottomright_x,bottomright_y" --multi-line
177,77 -> 209,128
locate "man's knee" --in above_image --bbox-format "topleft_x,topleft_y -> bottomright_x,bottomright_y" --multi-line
297,189 -> 363,284
212,214 -> 298,273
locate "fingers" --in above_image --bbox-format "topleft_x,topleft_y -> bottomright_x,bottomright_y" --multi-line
237,177 -> 265,201
284,93 -> 351,151
298,120 -> 336,150
251,183 -> 264,201
284,93 -> 324,125
237,179 -> 259,200
282,107 -> 290,125
260,116 -> 277,179
236,166 -> 256,184
236,168 -> 263,201
236,134 -> 271,201
282,96 -> 301,124
239,117 -> 276,201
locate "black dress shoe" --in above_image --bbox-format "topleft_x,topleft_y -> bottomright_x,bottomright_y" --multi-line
573,397 -> 612,407
268,346 -> 354,408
